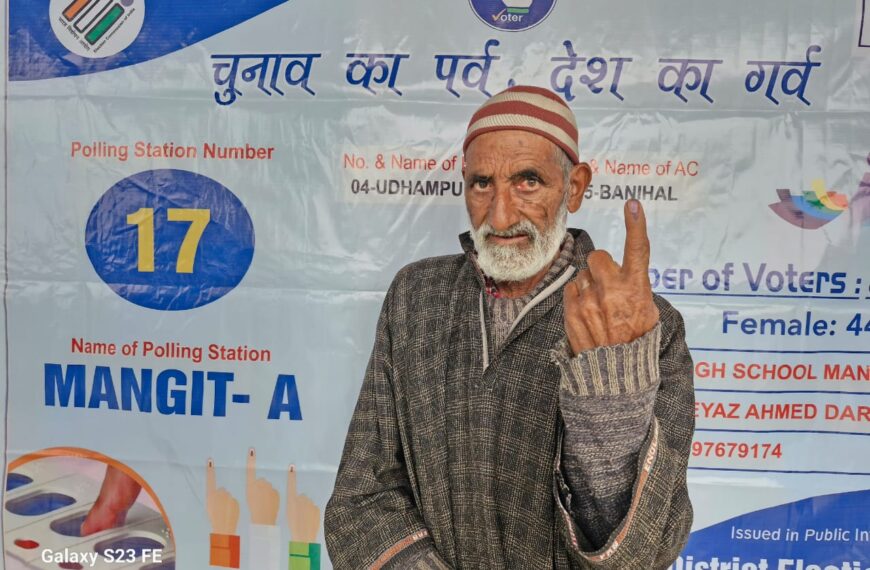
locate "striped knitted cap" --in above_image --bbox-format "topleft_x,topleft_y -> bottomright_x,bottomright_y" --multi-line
463,85 -> 579,164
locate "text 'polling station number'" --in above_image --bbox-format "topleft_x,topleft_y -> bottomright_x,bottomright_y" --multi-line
86,169 -> 255,311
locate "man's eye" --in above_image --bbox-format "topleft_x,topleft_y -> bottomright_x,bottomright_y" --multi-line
472,179 -> 491,190
519,176 -> 541,189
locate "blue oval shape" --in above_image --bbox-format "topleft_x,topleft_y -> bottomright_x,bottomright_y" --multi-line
6,472 -> 33,491
6,492 -> 76,516
85,169 -> 255,311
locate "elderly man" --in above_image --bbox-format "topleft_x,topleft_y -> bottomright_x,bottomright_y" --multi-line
324,85 -> 695,569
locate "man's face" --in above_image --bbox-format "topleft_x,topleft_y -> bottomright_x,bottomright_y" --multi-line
463,130 -> 587,282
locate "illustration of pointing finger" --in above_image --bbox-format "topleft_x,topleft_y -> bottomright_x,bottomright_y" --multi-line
287,464 -> 322,570
246,447 -> 282,570
246,448 -> 280,525
206,458 -> 240,568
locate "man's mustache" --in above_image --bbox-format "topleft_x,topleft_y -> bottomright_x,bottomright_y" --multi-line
481,222 -> 539,241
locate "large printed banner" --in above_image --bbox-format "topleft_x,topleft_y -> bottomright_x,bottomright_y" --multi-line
2,0 -> 869,568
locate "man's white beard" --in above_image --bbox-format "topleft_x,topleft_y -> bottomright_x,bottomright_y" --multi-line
470,199 -> 568,283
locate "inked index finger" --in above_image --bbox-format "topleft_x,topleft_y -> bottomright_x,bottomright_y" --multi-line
246,448 -> 257,489
287,464 -> 298,502
206,458 -> 217,497
622,199 -> 651,275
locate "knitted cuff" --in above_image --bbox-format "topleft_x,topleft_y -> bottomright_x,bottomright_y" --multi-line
552,322 -> 662,396
209,533 -> 241,568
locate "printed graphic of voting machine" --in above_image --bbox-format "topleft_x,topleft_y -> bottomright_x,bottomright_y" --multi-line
4,455 -> 175,570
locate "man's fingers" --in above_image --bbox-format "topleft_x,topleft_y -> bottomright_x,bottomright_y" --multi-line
575,269 -> 594,293
578,297 -> 609,346
586,250 -> 618,281
566,311 -> 596,355
565,277 -> 608,346
622,199 -> 651,275
246,448 -> 256,490
565,274 -> 604,354
206,458 -> 216,498
564,272 -> 592,312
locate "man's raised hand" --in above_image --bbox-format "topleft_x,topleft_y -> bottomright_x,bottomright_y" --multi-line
564,199 -> 659,355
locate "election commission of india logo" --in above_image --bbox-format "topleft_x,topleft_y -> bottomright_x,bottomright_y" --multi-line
49,0 -> 145,58
769,152 -> 870,230
469,0 -> 557,32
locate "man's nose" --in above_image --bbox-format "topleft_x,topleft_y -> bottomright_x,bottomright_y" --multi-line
487,184 -> 521,232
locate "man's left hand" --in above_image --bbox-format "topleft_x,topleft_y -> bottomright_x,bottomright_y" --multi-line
563,199 -> 659,355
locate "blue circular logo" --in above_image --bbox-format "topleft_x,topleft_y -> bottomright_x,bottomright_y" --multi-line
469,0 -> 557,32
85,169 -> 255,311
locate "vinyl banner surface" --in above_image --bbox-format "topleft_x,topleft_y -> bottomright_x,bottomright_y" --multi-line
2,0 -> 870,569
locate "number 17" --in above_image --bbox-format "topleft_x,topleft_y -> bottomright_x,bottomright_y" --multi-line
126,208 -> 211,273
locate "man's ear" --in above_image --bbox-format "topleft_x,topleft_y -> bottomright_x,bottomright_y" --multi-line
567,162 -> 592,213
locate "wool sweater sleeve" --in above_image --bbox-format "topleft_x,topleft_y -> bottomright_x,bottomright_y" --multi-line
550,298 -> 695,569
324,279 -> 451,570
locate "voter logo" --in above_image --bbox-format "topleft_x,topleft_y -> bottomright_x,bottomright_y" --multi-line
469,0 -> 557,32
50,0 -> 145,58
770,153 -> 870,230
